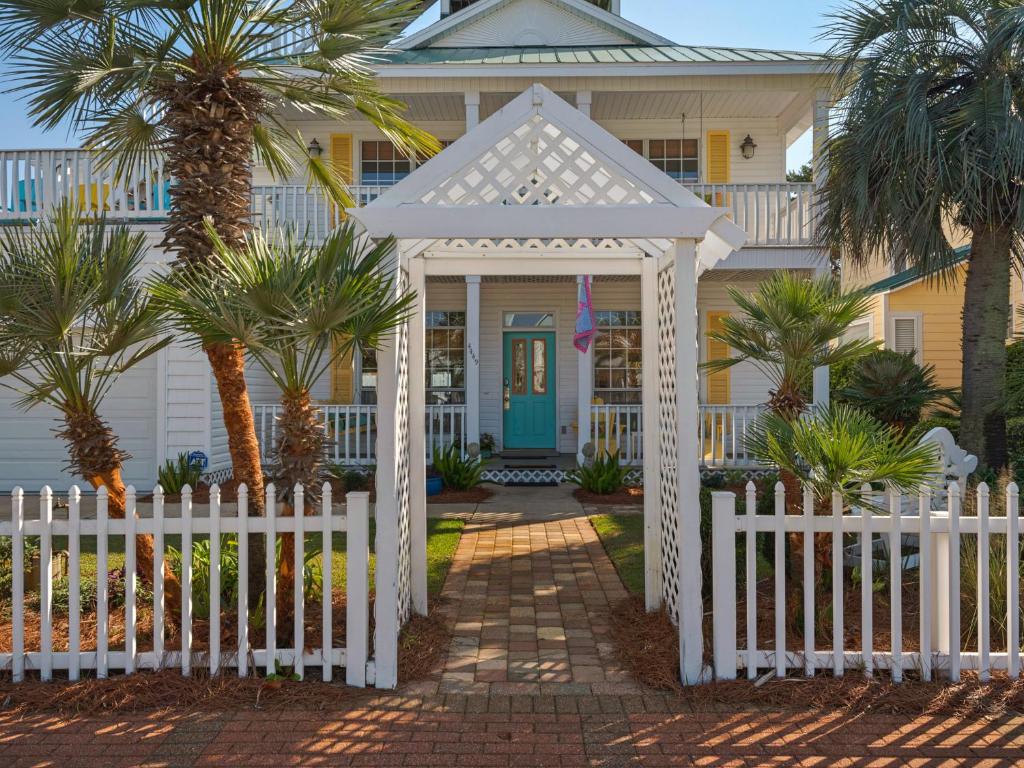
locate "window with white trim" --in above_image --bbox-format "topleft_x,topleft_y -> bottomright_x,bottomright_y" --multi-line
593,311 -> 642,405
360,140 -> 455,186
843,318 -> 872,344
426,311 -> 466,405
624,139 -> 699,182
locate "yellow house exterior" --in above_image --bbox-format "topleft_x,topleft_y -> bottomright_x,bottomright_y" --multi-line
846,248 -> 1024,391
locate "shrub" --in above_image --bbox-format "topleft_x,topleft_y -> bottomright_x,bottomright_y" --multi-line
158,452 -> 203,495
327,464 -> 370,492
836,349 -> 956,431
0,536 -> 40,605
567,451 -> 628,495
1006,341 -> 1024,420
1008,417 -> 1024,484
431,444 -> 484,491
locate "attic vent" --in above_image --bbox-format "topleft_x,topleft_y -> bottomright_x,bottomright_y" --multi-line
444,0 -> 615,17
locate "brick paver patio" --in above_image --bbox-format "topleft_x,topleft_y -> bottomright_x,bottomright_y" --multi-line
3,500 -> 1023,766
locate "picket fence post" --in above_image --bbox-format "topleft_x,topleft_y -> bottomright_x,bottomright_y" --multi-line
711,491 -> 737,680
346,491 -> 370,687
1008,483 -> 1021,679
11,488 -> 24,683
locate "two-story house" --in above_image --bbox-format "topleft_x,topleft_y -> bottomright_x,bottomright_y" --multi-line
0,0 -> 835,491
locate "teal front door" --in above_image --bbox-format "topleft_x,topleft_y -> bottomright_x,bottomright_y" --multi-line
502,332 -> 557,450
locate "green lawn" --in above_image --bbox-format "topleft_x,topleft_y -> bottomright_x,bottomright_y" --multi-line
49,517 -> 464,599
589,514 -> 644,596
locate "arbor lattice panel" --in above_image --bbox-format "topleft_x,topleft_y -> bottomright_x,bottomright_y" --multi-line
421,115 -> 663,207
657,264 -> 680,624
395,269 -> 413,626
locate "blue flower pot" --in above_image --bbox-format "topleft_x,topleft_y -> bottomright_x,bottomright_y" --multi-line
426,477 -> 444,497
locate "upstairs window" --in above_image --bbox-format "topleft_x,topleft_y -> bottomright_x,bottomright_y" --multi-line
360,141 -> 412,186
624,139 -> 699,182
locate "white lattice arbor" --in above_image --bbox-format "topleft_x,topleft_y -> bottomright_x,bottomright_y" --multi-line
353,84 -> 745,688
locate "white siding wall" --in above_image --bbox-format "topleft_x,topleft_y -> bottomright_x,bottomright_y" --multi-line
0,359 -> 159,493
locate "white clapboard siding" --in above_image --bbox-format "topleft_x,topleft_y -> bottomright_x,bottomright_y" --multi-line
712,481 -> 1024,682
0,483 -> 376,686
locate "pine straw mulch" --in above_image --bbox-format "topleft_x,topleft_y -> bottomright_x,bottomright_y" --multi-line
0,593 -> 451,717
610,595 -> 1024,718
574,487 -> 644,506
427,486 -> 495,505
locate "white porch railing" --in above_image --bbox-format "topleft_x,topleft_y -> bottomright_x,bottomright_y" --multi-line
590,404 -> 643,465
699,404 -> 766,468
681,182 -> 816,247
253,403 -> 465,465
712,481 -> 1022,683
0,149 -> 170,221
0,483 -> 374,686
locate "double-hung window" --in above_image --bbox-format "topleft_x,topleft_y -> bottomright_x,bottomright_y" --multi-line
426,311 -> 466,405
360,140 -> 455,186
624,139 -> 699,182
593,311 -> 642,405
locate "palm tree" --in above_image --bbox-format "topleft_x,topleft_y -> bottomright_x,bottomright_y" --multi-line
702,271 -> 878,421
0,206 -> 178,602
151,220 -> 413,625
0,0 -> 438,524
746,404 -> 939,510
819,0 -> 1024,470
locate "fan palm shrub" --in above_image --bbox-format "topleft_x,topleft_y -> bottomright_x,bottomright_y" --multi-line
837,349 -> 957,433
151,220 -> 413,624
819,0 -> 1024,470
702,272 -> 877,421
0,206 -> 177,600
0,0 -> 439,543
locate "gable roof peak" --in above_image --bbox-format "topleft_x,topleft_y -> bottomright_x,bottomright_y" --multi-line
398,0 -> 671,50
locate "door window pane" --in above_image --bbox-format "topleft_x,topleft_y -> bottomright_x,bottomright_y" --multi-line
511,339 -> 527,395
532,339 -> 547,394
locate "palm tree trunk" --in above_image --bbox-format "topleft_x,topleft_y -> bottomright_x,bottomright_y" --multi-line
960,224 -> 1013,470
159,70 -> 267,604
59,409 -> 183,618
273,390 -> 326,637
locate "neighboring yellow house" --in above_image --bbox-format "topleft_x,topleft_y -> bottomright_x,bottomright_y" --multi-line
845,246 -> 1024,390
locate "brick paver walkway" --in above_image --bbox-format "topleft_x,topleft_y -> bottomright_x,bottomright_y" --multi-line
436,516 -> 633,690
3,502 -> 1024,766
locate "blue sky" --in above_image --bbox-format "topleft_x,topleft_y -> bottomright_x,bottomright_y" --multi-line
0,0 -> 836,169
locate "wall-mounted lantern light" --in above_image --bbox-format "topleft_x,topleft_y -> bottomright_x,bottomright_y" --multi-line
740,134 -> 757,160
307,138 -> 323,158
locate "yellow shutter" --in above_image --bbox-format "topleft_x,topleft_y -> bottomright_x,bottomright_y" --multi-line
330,134 -> 353,182
706,130 -> 731,185
330,134 -> 354,225
706,312 -> 731,405
331,338 -> 355,404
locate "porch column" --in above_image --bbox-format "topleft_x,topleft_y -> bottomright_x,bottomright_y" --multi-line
812,366 -> 830,410
465,276 -> 482,447
407,256 -> 429,617
812,89 -> 832,196
576,90 -> 592,118
374,286 -> 401,688
674,239 -> 704,685
640,256 -> 663,611
465,91 -> 481,131
577,275 -> 594,463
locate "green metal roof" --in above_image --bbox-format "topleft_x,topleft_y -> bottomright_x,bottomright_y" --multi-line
866,246 -> 970,294
381,45 -> 831,66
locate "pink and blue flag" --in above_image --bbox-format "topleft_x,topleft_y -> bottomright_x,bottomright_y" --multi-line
574,276 -> 597,353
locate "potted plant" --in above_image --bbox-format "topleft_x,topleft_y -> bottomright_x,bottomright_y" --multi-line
479,433 -> 496,459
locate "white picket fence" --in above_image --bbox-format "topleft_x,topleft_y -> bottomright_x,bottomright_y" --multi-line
1,483 -> 376,686
712,481 -> 1022,683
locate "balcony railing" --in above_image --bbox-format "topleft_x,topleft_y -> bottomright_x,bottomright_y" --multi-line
681,182 -> 816,247
0,148 -> 817,249
0,149 -> 170,221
